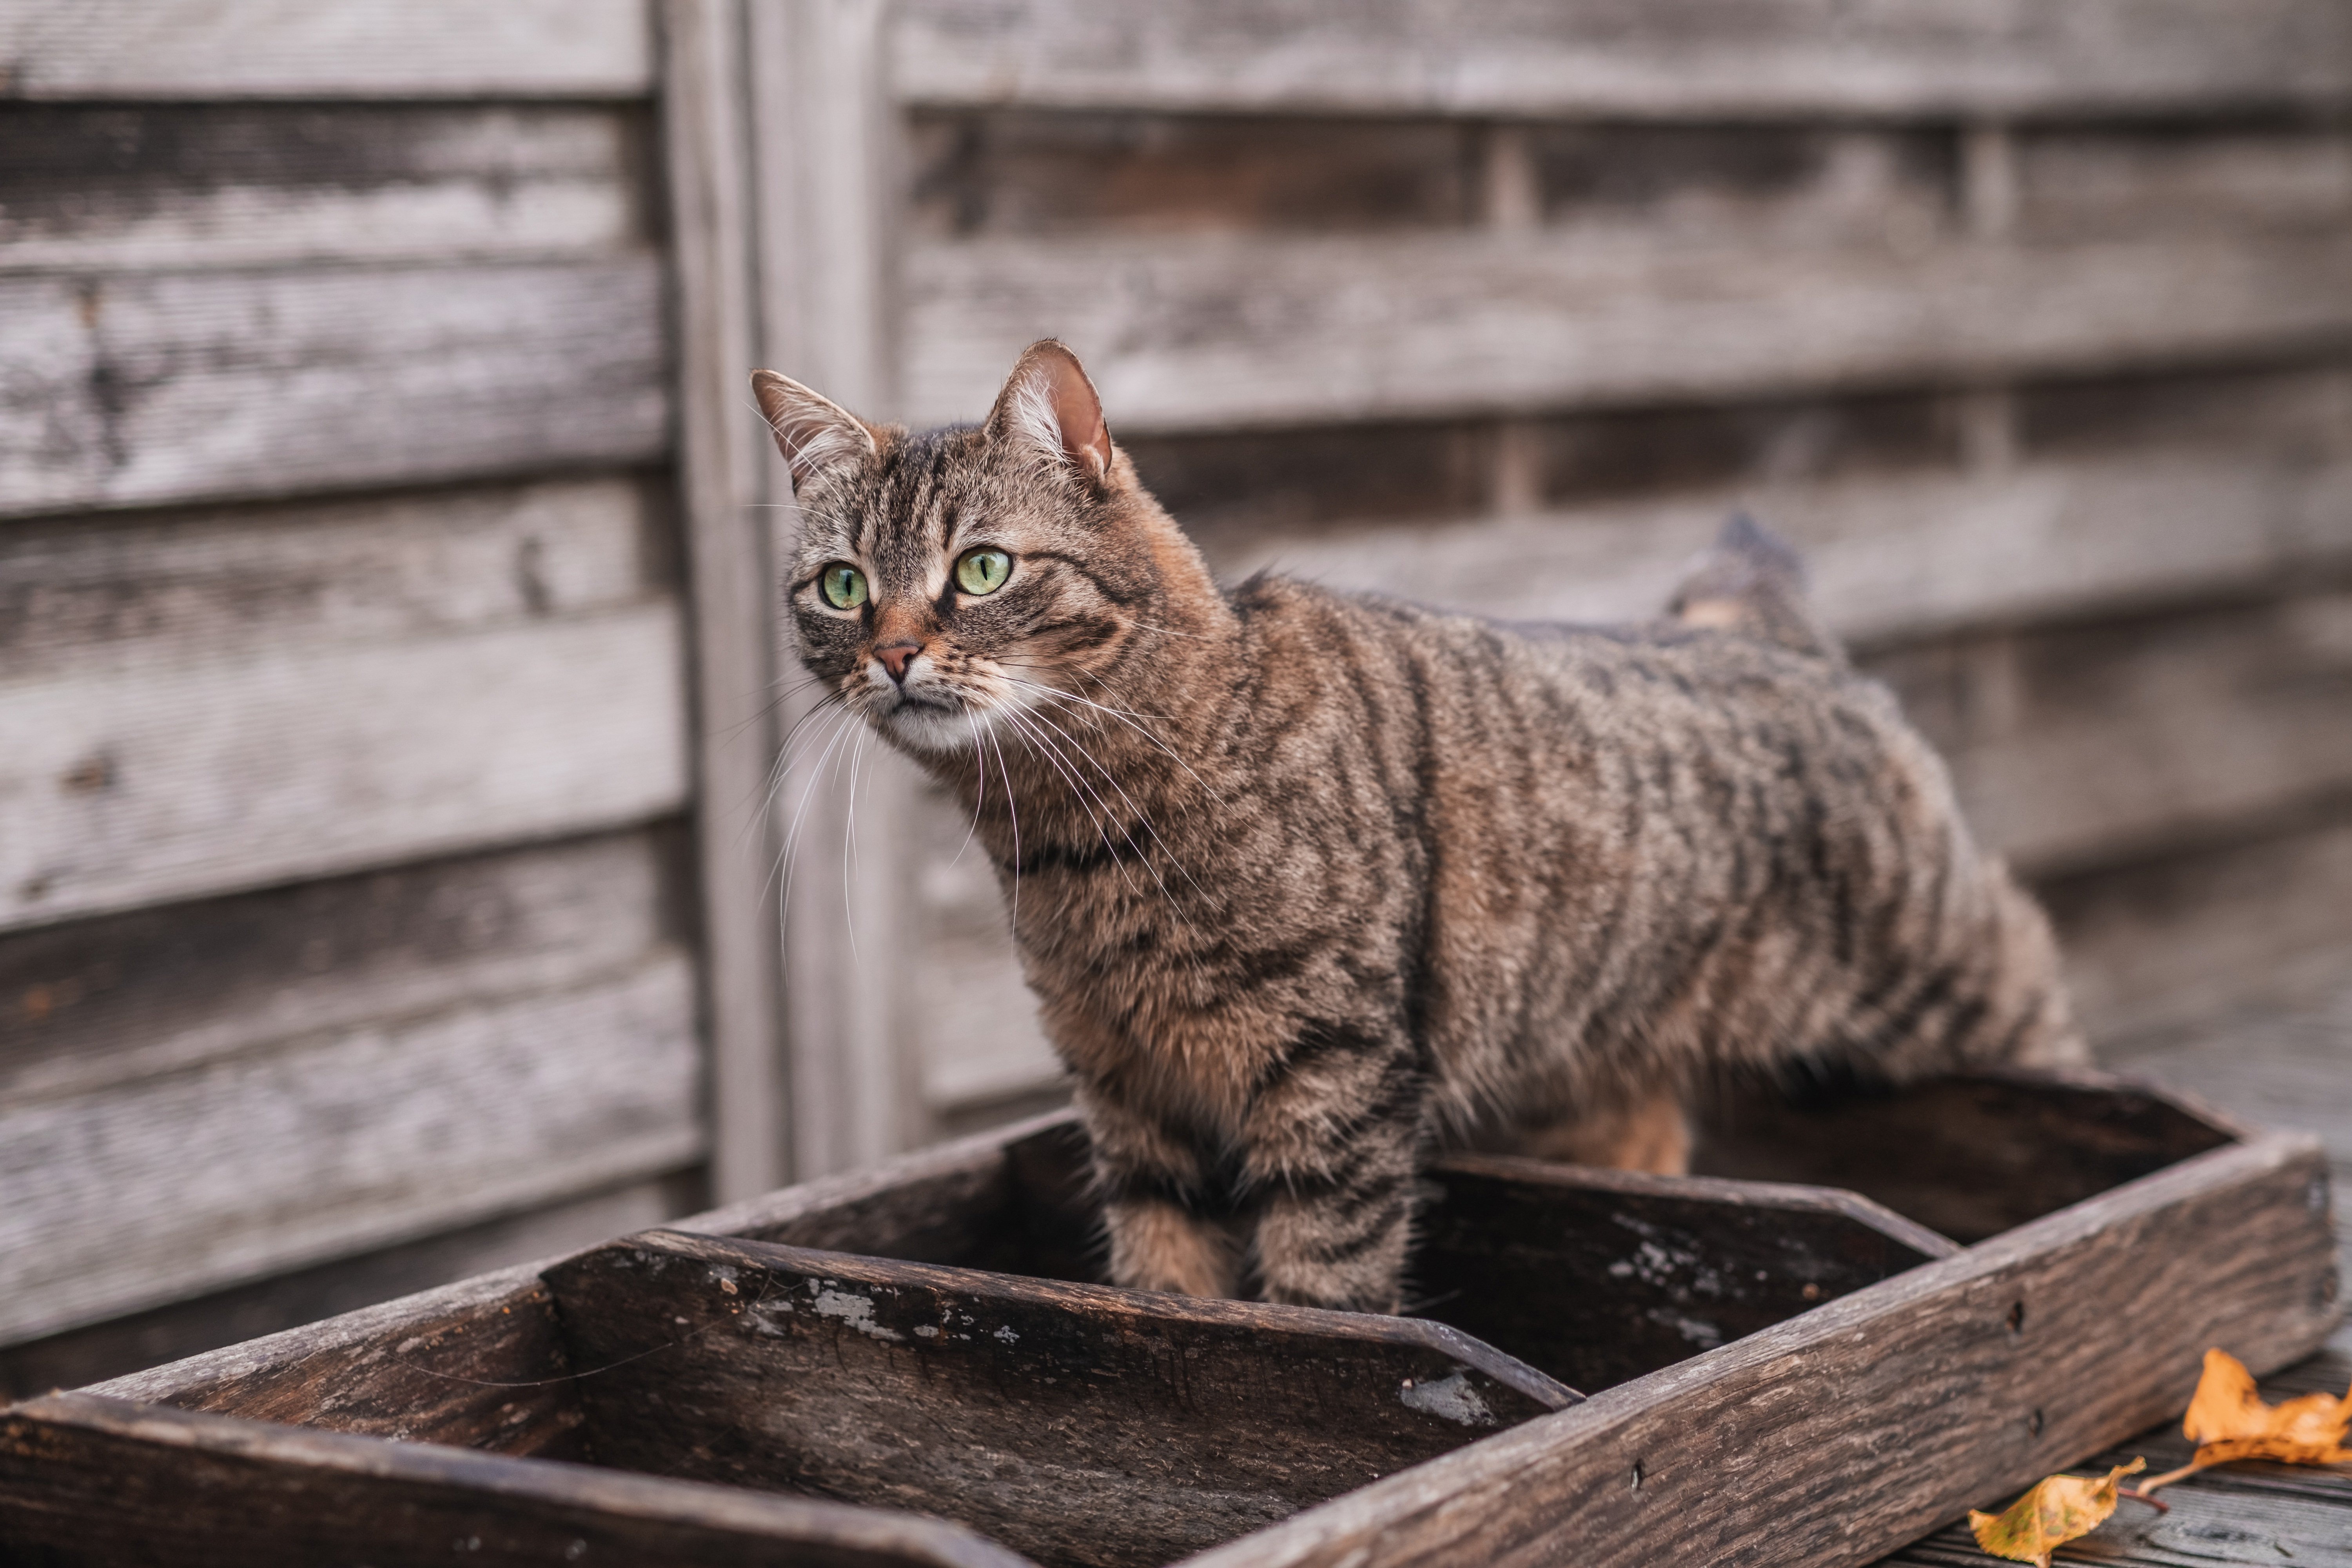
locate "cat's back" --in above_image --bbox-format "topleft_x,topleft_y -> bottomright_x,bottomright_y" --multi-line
1243,572 -> 1916,791
1241,572 -> 2079,1088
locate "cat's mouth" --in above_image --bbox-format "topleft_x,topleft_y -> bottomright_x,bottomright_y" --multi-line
865,681 -> 995,754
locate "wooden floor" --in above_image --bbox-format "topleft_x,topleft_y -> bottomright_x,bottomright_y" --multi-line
1884,982 -> 2352,1567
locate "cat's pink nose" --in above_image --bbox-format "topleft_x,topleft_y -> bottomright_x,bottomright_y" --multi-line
875,641 -> 924,684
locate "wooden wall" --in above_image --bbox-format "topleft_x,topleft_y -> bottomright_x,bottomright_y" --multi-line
0,0 -> 741,1394
790,0 -> 2352,1147
6,0 -> 2350,1394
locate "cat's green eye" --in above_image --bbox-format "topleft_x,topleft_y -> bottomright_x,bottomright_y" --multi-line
956,548 -> 1011,596
819,563 -> 868,610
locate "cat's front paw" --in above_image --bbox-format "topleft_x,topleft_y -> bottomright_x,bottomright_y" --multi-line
1105,1199 -> 1240,1299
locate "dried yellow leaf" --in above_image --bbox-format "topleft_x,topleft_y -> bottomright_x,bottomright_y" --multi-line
1967,1458 -> 2145,1568
2180,1347 -> 2352,1468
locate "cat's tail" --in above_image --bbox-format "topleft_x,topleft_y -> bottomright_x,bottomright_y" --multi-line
1666,513 -> 1840,661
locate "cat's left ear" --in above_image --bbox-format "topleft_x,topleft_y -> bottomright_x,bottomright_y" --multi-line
987,339 -> 1113,486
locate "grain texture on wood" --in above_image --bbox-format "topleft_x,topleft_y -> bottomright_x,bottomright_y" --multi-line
891,0 -> 2352,119
0,829 -> 681,1104
83,1266 -> 583,1455
0,1 -> 654,100
0,476 -> 653,679
2111,985 -> 2352,1176
0,1395 -> 1033,1568
1415,1156 -> 1955,1394
542,1230 -> 1574,1568
2049,813 -> 2352,1045
1870,588 -> 2352,877
1181,1134 -> 2339,1568
0,957 -> 702,1343
0,1173 -> 694,1403
0,604 -> 688,931
0,104 -> 646,272
2015,126 -> 2352,243
0,260 -> 667,517
903,229 -> 2352,433
662,0 -> 790,1202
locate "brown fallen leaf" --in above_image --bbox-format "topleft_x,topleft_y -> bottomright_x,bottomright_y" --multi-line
2136,1347 -> 2352,1492
1968,1458 -> 2145,1567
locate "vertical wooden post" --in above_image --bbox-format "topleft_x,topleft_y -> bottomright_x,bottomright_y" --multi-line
1482,123 -> 1546,517
659,0 -> 791,1200
746,0 -> 929,1177
1958,122 -> 2020,478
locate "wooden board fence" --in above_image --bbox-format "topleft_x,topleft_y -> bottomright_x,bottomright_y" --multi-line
0,0 -> 653,100
0,955 -> 702,1345
902,229 -> 2352,434
0,261 -> 668,517
891,0 -> 2352,119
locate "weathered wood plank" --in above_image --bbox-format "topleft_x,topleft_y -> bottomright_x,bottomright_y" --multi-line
0,604 -> 688,931
2048,813 -> 2352,1046
1694,1071 -> 2236,1244
2017,126 -> 2352,242
0,1394 -> 1033,1568
902,229 -> 2352,433
83,1264 -> 582,1452
1202,453 -> 2352,651
0,829 -> 679,1107
0,956 -> 702,1344
663,0 -> 789,1202
0,1172 -> 696,1403
543,1229 -> 1575,1568
2109,984 -> 2352,1176
0,104 -> 646,272
0,476 -> 652,679
1416,1156 -> 1955,1393
0,259 -> 667,517
891,0 -> 2352,120
1182,1134 -> 2338,1568
1872,588 -> 2352,877
0,1 -> 654,100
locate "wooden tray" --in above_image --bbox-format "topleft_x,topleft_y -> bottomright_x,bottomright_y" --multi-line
2,1069 -> 2336,1567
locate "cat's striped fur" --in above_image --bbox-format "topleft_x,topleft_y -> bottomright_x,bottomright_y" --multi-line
756,341 -> 2085,1314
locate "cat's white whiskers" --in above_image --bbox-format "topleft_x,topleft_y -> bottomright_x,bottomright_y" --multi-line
772,703 -> 862,925
1001,702 -> 1215,983
947,711 -> 989,873
752,696 -> 848,887
840,726 -> 873,968
989,726 -> 1022,937
994,668 -> 1210,796
1019,701 -> 1217,922
997,706 -> 1149,906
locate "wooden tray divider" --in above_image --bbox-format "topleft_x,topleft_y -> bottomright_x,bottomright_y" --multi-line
1414,1154 -> 1958,1393
538,1229 -> 1578,1568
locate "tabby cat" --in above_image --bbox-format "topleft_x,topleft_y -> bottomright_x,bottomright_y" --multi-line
755,340 -> 2085,1315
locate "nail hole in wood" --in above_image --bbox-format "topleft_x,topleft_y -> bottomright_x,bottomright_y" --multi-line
2027,1408 -> 2044,1438
1630,1461 -> 1644,1493
2005,1300 -> 2025,1334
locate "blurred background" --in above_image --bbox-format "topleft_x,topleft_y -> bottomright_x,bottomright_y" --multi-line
3,0 -> 2348,1395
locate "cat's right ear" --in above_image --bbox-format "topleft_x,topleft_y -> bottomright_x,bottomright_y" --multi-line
752,370 -> 878,490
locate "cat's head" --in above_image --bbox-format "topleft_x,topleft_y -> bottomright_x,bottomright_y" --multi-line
755,340 -> 1173,756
